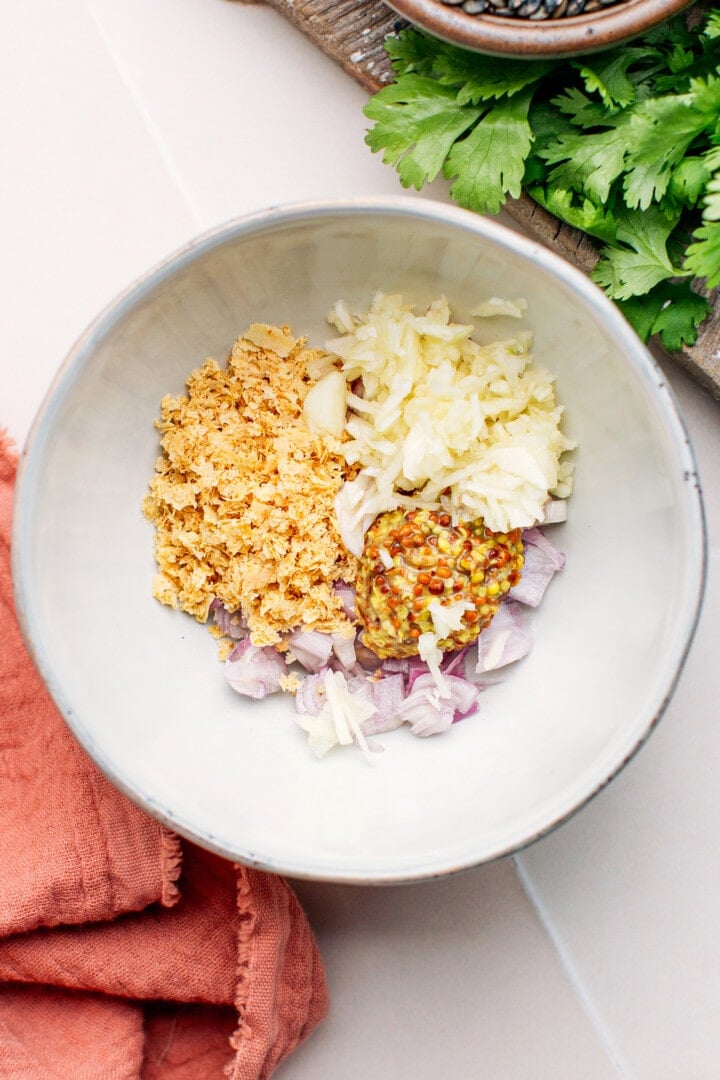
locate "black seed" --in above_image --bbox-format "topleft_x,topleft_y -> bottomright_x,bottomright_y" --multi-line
451,0 -> 629,17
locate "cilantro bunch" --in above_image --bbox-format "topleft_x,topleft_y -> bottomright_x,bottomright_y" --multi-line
363,10 -> 720,351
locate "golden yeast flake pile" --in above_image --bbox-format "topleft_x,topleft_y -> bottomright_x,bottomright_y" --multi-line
142,324 -> 358,647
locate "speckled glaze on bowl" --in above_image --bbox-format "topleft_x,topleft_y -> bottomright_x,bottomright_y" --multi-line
385,0 -> 696,58
13,198 -> 705,884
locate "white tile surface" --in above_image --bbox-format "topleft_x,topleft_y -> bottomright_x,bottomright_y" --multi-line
0,1 -> 196,445
285,861 -> 615,1079
3,0 -> 720,1076
518,361 -> 720,1080
87,0 -> 415,227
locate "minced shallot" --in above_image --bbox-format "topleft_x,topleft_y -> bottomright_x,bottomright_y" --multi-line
220,525 -> 566,758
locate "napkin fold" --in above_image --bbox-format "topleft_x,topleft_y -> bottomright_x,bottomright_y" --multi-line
0,430 -> 328,1078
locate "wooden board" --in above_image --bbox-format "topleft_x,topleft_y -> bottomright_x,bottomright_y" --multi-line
249,0 -> 720,400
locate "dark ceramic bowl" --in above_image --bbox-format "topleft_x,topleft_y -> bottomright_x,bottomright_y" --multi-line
384,0 -> 696,58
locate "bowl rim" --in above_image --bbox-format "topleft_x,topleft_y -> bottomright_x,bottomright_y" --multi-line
12,195 -> 707,884
384,0 -> 696,59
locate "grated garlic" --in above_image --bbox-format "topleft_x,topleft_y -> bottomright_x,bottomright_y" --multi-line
327,293 -> 575,536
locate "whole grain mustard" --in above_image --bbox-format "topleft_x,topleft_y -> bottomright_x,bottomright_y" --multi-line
355,507 -> 524,658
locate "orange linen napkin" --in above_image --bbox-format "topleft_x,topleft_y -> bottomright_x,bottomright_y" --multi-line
0,430 -> 328,1079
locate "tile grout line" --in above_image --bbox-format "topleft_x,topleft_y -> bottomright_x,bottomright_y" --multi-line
513,855 -> 635,1079
85,0 -> 205,231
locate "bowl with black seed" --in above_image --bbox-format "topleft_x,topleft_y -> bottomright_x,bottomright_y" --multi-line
384,0 -> 695,57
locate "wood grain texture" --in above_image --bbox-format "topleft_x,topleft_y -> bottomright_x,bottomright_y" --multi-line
258,0 -> 720,399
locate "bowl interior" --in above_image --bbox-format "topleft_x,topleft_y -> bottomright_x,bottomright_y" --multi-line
14,202 -> 704,882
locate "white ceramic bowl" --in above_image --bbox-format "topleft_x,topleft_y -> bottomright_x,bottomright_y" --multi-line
13,198 -> 705,883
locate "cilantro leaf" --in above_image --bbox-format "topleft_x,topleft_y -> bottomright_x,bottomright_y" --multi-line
685,172 -> 720,287
364,77 -> 481,190
651,286 -> 712,350
384,30 -> 447,77
616,281 -> 711,350
444,92 -> 533,214
574,50 -> 642,108
591,209 -> 686,299
527,184 -> 617,245
642,16 -> 694,52
703,10 -> 720,40
384,29 -> 554,106
364,14 -> 720,348
702,144 -> 720,174
433,51 -> 554,105
623,79 -> 720,208
667,156 -> 712,207
527,100 -> 577,152
700,168 -> 720,218
615,288 -> 668,341
540,121 -> 630,204
550,86 -> 611,128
